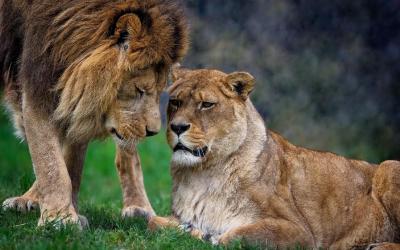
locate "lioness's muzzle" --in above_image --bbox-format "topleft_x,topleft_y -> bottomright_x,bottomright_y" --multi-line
174,143 -> 208,157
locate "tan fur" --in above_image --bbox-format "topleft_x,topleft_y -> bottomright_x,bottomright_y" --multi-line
116,146 -> 155,218
149,68 -> 400,249
2,0 -> 188,228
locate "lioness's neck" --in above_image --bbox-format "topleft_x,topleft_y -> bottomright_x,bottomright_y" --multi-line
206,100 -> 267,172
171,100 -> 268,235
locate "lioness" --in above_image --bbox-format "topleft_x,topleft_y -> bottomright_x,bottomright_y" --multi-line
0,0 -> 188,228
149,67 -> 400,249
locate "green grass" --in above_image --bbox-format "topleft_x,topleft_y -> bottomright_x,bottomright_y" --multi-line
0,108 -> 269,250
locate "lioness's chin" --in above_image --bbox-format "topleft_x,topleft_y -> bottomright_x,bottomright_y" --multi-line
171,150 -> 203,167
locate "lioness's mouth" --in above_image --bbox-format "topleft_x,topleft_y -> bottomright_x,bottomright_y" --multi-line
174,143 -> 208,157
110,128 -> 124,141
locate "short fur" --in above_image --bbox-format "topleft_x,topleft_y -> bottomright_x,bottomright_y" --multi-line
1,0 -> 188,227
149,68 -> 400,249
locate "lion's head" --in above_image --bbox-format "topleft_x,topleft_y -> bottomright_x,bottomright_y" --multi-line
51,0 -> 188,147
167,67 -> 255,167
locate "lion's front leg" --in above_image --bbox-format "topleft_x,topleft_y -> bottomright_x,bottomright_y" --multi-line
62,141 -> 88,211
22,100 -> 83,229
62,141 -> 89,227
115,145 -> 155,220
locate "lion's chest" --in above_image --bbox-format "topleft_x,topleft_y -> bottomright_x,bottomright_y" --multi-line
172,169 -> 258,237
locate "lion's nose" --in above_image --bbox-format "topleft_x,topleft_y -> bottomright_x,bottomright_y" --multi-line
171,123 -> 190,136
146,129 -> 159,137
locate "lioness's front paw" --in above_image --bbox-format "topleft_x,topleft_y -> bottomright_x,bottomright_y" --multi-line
178,223 -> 205,240
2,196 -> 38,212
147,216 -> 180,231
218,230 -> 241,245
122,205 -> 155,220
38,211 -> 88,230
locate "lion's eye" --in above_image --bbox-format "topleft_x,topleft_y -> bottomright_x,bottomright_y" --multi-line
200,102 -> 215,110
169,99 -> 182,108
136,87 -> 144,97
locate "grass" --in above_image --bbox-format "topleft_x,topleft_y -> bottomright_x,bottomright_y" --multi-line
0,107 -> 268,250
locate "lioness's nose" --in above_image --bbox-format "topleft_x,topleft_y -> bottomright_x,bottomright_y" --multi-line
171,123 -> 190,136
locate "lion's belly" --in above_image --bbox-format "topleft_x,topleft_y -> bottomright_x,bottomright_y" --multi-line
172,173 -> 258,237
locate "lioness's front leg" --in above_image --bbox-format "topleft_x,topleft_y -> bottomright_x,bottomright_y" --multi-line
23,99 -> 82,228
148,216 -> 205,240
115,145 -> 155,219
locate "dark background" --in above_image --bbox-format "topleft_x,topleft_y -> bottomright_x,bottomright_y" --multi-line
181,0 -> 400,163
1,0 -> 399,163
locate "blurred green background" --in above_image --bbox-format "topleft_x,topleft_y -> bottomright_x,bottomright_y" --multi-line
1,0 -> 399,249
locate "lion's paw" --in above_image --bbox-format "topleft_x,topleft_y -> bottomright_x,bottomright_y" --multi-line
122,205 -> 155,220
78,214 -> 89,229
2,196 -> 38,212
38,212 -> 89,230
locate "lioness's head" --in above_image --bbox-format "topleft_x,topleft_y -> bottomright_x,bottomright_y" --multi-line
167,67 -> 255,167
52,1 -> 188,146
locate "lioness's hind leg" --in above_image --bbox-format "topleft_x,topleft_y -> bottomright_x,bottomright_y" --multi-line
367,242 -> 400,250
373,161 -> 400,229
218,218 -> 313,247
2,181 -> 39,212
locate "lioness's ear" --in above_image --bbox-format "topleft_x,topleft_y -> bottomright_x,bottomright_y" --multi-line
225,72 -> 255,100
114,14 -> 142,47
171,64 -> 191,82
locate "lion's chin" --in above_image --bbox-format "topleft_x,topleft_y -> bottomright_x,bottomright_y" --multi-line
171,150 -> 203,167
111,135 -> 138,150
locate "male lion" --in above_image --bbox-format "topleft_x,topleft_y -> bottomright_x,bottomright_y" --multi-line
0,0 -> 188,228
149,67 -> 400,249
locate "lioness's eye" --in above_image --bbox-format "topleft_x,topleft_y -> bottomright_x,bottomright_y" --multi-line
136,87 -> 144,97
169,99 -> 182,108
200,102 -> 215,110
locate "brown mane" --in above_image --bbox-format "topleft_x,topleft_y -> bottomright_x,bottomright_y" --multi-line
0,0 -> 189,228
8,0 -> 189,141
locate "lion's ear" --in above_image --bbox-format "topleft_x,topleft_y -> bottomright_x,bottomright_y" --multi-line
225,72 -> 255,100
171,64 -> 191,82
114,14 -> 142,46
